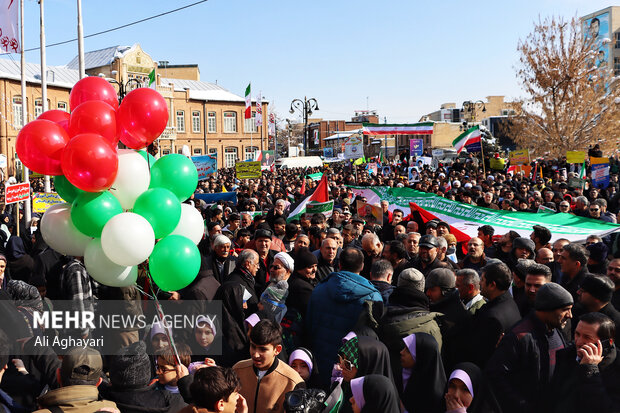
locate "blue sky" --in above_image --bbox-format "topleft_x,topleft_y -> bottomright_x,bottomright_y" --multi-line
19,0 -> 613,123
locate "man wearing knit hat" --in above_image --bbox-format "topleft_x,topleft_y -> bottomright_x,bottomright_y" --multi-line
487,282 -> 574,413
576,275 -> 620,342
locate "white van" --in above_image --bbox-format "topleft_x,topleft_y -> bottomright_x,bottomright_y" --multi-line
276,156 -> 324,169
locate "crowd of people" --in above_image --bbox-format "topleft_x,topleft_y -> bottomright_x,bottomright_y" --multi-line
0,151 -> 619,413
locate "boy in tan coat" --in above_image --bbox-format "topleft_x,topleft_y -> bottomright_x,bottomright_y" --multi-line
233,320 -> 304,413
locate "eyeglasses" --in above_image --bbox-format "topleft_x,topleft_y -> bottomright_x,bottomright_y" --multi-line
590,209 -> 600,212
155,366 -> 176,374
608,267 -> 620,273
560,204 -> 570,208
338,355 -> 354,371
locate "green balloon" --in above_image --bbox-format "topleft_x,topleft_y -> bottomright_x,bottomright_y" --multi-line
55,175 -> 84,203
149,154 -> 198,202
71,191 -> 123,237
132,188 -> 181,239
137,150 -> 157,169
149,235 -> 200,291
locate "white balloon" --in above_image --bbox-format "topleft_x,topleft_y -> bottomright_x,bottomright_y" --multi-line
170,203 -> 205,244
101,212 -> 155,266
109,149 -> 151,210
181,144 -> 191,158
84,238 -> 137,287
40,203 -> 91,256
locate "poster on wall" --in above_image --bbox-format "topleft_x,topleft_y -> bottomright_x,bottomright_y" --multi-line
584,12 -> 610,70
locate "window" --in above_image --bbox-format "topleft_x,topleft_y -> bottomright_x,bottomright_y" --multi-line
162,149 -> 171,155
224,147 -> 237,168
192,111 -> 201,133
208,111 -> 217,133
12,96 -> 23,128
615,57 -> 620,76
615,32 -> 620,49
245,146 -> 258,161
34,99 -> 43,118
57,101 -> 68,112
223,111 -> 237,133
176,110 -> 185,132
208,148 -> 217,155
244,111 -> 258,133
193,148 -> 202,155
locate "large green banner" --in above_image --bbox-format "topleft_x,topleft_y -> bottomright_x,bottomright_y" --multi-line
350,186 -> 620,243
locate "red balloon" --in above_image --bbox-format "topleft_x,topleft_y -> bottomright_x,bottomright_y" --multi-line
16,119 -> 70,175
61,133 -> 118,192
117,88 -> 168,150
38,109 -> 70,123
68,100 -> 118,146
69,77 -> 119,112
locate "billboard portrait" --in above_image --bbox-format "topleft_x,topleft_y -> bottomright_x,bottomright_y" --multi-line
584,12 -> 610,69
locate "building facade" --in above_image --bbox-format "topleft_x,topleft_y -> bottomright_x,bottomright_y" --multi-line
0,43 -> 269,175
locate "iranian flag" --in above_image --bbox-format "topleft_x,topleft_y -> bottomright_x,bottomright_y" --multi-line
244,83 -> 251,119
287,174 -> 333,222
363,122 -> 434,135
452,126 -> 481,153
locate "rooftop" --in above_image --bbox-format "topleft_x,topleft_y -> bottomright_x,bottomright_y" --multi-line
66,45 -> 132,71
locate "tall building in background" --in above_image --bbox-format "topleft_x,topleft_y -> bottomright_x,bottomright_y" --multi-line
0,43 -> 267,175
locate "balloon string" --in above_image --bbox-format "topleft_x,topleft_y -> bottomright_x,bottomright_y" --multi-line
147,270 -> 182,367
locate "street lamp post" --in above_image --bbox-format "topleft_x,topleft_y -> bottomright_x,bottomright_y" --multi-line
289,97 -> 319,155
107,70 -> 143,102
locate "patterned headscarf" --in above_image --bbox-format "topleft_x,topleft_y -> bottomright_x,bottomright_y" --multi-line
338,336 -> 360,368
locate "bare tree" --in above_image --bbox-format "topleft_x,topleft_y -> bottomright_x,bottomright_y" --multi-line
506,16 -> 620,156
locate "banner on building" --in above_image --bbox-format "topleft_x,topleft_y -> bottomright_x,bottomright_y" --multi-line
32,192 -> 64,213
191,154 -> 217,180
344,134 -> 364,159
356,200 -> 383,226
566,151 -> 586,164
323,147 -> 334,158
363,122 -> 434,135
235,161 -> 261,179
509,149 -> 530,165
0,0 -> 19,54
268,113 -> 276,136
255,93 -> 262,127
349,186 -> 620,243
410,139 -> 423,156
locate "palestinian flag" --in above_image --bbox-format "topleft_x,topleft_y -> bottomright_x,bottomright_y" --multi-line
287,174 -> 333,222
287,192 -> 295,202
453,126 -> 481,153
244,83 -> 251,119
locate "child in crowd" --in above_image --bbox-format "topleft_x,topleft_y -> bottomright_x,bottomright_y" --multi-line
233,319 -> 304,413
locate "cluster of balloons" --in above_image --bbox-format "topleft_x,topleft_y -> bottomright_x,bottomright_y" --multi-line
16,77 -> 203,292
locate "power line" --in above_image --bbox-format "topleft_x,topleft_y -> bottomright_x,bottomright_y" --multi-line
23,0 -> 209,52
